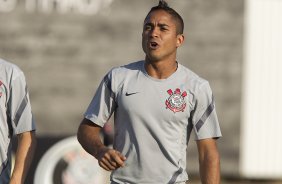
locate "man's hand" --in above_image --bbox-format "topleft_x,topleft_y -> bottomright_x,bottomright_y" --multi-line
96,147 -> 126,171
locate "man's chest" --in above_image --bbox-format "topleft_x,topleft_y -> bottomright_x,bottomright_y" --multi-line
115,78 -> 193,126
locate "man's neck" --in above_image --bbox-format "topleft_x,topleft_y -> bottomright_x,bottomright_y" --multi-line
144,58 -> 178,79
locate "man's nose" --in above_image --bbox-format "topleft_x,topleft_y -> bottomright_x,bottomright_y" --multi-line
150,27 -> 160,37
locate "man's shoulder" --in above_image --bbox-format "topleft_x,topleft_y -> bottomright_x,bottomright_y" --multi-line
178,63 -> 211,95
109,60 -> 144,75
179,63 -> 208,84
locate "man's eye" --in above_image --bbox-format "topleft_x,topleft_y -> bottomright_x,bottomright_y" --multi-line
145,26 -> 152,30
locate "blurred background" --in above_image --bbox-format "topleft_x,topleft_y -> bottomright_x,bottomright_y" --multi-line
0,0 -> 281,183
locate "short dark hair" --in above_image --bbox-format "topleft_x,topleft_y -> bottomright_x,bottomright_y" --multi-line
144,0 -> 184,35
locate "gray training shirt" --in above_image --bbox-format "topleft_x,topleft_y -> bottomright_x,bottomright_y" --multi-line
85,60 -> 222,184
0,59 -> 35,183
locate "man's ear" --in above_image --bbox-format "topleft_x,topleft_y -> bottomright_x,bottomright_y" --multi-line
176,34 -> 184,48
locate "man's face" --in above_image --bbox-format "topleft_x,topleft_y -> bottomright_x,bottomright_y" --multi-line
142,10 -> 184,62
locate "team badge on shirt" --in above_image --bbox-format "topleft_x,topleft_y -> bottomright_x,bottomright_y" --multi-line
165,88 -> 187,113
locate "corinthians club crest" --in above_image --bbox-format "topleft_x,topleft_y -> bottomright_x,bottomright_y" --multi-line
165,88 -> 187,113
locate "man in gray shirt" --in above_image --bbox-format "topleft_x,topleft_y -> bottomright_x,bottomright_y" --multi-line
77,1 -> 221,183
0,58 -> 36,184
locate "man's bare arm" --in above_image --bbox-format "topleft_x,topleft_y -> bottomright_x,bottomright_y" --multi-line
197,138 -> 220,184
10,131 -> 36,184
77,118 -> 126,171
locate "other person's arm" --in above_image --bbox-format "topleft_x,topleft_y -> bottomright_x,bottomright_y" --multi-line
10,131 -> 36,184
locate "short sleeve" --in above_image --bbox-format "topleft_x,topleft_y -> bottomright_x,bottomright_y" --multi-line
8,71 -> 36,135
84,71 -> 117,127
192,81 -> 222,140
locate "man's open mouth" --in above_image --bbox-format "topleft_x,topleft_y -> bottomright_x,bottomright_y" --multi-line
149,42 -> 159,49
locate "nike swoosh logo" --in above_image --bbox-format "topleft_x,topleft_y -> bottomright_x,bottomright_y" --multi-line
125,92 -> 139,96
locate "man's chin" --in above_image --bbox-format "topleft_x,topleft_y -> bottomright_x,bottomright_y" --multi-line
146,54 -> 162,62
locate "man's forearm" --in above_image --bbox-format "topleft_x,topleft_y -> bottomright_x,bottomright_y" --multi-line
10,131 -> 36,184
77,119 -> 106,158
77,119 -> 126,171
197,138 -> 221,184
199,150 -> 220,184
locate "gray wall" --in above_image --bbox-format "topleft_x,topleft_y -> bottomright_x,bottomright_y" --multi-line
0,0 -> 244,177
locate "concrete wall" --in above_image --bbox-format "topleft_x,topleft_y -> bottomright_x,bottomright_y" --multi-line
0,0 -> 244,179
